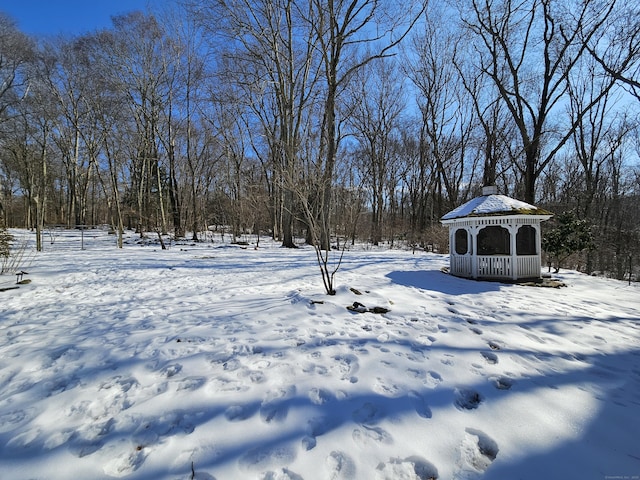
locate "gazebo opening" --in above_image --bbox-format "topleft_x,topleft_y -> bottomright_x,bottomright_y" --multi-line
516,225 -> 537,255
478,226 -> 510,255
441,186 -> 552,281
454,228 -> 469,255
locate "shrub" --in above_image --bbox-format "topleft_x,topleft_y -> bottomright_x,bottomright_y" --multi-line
0,226 -> 11,259
543,211 -> 595,273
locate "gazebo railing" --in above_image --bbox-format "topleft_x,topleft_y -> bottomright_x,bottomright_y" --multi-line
516,255 -> 541,278
451,254 -> 472,276
450,254 -> 542,280
477,255 -> 511,278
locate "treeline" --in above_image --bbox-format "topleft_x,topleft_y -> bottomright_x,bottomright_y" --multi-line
0,0 -> 638,278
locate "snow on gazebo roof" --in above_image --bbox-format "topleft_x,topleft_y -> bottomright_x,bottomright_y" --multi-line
441,190 -> 552,221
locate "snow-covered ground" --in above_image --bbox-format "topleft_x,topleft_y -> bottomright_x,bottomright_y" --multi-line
1,228 -> 639,480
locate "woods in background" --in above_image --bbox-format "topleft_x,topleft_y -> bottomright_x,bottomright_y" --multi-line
0,0 -> 638,280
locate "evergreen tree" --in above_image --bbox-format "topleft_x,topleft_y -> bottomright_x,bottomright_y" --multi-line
543,211 -> 595,273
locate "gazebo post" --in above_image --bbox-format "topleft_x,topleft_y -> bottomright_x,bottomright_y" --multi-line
509,222 -> 518,280
470,223 -> 479,279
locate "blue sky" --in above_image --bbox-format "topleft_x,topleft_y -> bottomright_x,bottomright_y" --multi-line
0,0 -> 162,36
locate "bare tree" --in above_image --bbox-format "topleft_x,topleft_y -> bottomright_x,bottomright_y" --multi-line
582,2 -> 640,102
99,12 -> 172,237
462,0 -> 618,203
407,5 -> 478,215
0,14 -> 34,122
190,0 -> 320,248
0,14 -> 34,226
304,0 -> 426,251
347,58 -> 405,245
566,53 -> 627,219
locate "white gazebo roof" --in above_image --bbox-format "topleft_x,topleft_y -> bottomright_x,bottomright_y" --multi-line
441,191 -> 552,222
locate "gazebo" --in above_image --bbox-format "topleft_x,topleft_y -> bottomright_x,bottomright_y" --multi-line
441,186 -> 553,281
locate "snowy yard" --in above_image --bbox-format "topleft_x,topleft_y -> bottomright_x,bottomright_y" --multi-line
1,229 -> 639,480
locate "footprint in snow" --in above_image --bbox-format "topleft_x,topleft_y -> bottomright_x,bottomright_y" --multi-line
303,414 -> 341,451
425,371 -> 443,388
440,355 -> 455,367
375,456 -> 439,480
225,403 -> 259,422
6,427 -> 42,450
406,367 -> 426,379
480,352 -> 499,364
260,386 -> 296,424
352,402 -> 385,425
325,451 -> 356,480
0,407 -> 36,434
455,428 -> 499,477
524,332 -> 547,344
352,425 -> 393,447
160,363 -> 183,378
454,389 -> 483,410
102,446 -> 147,478
308,387 -> 333,405
373,377 -> 401,397
333,354 -> 359,383
176,376 -> 206,392
43,428 -> 76,450
260,401 -> 289,423
491,376 -> 514,390
409,391 -> 433,419
238,444 -> 297,471
260,468 -> 304,480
